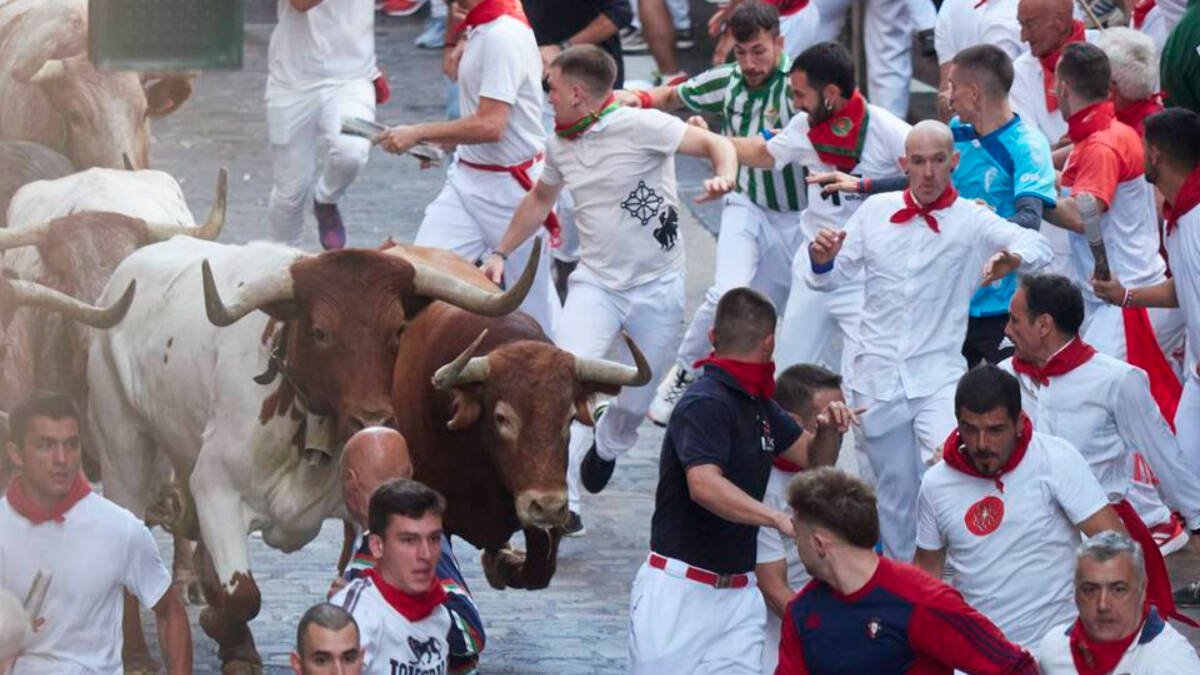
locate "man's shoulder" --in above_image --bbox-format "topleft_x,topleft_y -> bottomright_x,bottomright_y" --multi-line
864,104 -> 911,138
671,376 -> 737,418
65,492 -> 142,532
919,460 -> 965,493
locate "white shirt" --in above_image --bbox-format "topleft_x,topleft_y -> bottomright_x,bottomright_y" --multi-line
1001,351 -> 1200,529
802,193 -> 1053,400
917,432 -> 1110,648
332,576 -> 453,675
1038,612 -> 1200,674
1165,206 -> 1200,377
1009,30 -> 1100,145
0,494 -> 171,675
542,107 -> 688,290
455,16 -> 546,166
756,466 -> 811,590
935,0 -> 1024,65
266,0 -> 376,95
765,104 -> 911,240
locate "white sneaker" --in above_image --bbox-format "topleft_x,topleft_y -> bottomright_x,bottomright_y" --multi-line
647,364 -> 695,427
620,27 -> 649,54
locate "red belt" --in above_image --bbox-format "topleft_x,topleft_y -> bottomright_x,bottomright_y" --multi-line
457,152 -> 561,247
1113,499 -> 1198,627
648,553 -> 751,589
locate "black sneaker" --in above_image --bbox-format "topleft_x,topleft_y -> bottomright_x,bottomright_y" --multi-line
675,28 -> 695,50
314,200 -> 346,250
563,511 -> 586,537
581,444 -> 616,494
1174,581 -> 1200,607
917,28 -> 936,58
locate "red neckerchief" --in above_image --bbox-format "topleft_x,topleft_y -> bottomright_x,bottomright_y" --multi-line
1011,336 -> 1097,386
693,354 -> 776,399
807,90 -> 870,172
1039,20 -> 1086,112
942,414 -> 1033,493
1114,94 -> 1162,137
1165,165 -> 1200,236
767,0 -> 810,16
1132,0 -> 1156,28
888,185 -> 958,233
1068,603 -> 1150,675
1066,100 -> 1116,144
554,94 -> 619,140
6,472 -> 92,525
364,568 -> 448,622
456,0 -> 530,33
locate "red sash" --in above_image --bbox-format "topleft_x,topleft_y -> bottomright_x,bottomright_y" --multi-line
807,90 -> 870,172
1039,20 -> 1086,112
458,154 -> 562,248
1164,165 -> 1200,236
1111,500 -> 1197,627
456,0 -> 529,33
1132,0 -> 1156,28
1122,308 -> 1182,430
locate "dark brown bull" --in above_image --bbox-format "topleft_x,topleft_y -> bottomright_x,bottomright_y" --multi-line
390,299 -> 649,590
0,141 -> 74,228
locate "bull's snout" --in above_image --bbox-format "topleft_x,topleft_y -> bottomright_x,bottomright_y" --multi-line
349,407 -> 396,432
515,489 -> 570,529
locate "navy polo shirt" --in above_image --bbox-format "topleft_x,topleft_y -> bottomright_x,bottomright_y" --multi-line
649,364 -> 803,574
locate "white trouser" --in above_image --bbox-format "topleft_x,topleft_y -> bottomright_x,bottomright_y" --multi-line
431,0 -> 446,18
1177,375 -> 1200,477
629,559 -> 766,675
559,266 -> 686,512
775,246 -> 864,371
780,6 -> 823,61
814,0 -> 853,42
852,383 -> 957,561
864,0 -> 916,117
1126,453 -> 1173,529
676,193 -> 804,368
267,79 -> 374,246
762,611 -> 783,674
414,161 -> 560,333
1082,303 -> 1186,375
910,0 -> 937,31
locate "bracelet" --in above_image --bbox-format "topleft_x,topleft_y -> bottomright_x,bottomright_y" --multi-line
492,250 -> 508,262
634,89 -> 653,109
858,177 -> 872,194
1122,288 -> 1134,308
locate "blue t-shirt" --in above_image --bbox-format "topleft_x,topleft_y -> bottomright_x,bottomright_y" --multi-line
951,115 -> 1056,317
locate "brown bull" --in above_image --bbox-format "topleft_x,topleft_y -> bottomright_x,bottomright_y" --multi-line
0,0 -> 194,169
390,301 -> 649,590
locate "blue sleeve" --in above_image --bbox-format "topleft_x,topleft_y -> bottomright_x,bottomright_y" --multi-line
438,536 -> 486,672
1012,128 -> 1057,207
766,400 -> 803,456
668,396 -> 735,471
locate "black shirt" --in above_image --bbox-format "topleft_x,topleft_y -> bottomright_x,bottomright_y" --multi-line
650,365 -> 803,574
521,0 -> 632,89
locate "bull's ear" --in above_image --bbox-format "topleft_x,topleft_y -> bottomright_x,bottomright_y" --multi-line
144,76 -> 195,117
259,300 -> 301,321
446,389 -> 482,431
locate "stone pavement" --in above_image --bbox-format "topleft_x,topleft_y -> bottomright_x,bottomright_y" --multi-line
132,8 -> 1200,673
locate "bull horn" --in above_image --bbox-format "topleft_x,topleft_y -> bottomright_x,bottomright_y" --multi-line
122,153 -> 135,171
432,330 -> 490,389
574,331 -> 652,387
11,278 -> 136,329
28,59 -> 65,83
411,238 -> 541,316
0,221 -> 50,251
145,168 -> 227,241
201,258 -> 295,327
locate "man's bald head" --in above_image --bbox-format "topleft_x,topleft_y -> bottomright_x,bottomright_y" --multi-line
341,427 -> 413,528
900,120 -> 960,205
1017,0 -> 1076,58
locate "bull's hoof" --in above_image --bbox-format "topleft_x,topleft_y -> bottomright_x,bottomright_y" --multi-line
220,660 -> 263,675
481,546 -> 527,590
145,482 -> 197,538
123,653 -> 160,675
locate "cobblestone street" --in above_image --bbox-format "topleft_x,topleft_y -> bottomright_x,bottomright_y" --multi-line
130,6 -> 1200,673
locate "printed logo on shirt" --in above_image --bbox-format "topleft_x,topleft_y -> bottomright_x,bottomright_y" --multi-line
866,617 -> 884,640
805,613 -> 821,629
831,117 -> 853,137
620,180 -> 665,226
964,495 -> 1005,536
388,637 -> 446,675
654,206 -> 679,250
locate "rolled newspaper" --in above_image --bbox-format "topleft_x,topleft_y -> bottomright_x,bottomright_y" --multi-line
22,571 -> 50,625
340,117 -> 445,166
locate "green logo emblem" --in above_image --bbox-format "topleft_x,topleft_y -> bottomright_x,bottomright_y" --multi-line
831,117 -> 853,137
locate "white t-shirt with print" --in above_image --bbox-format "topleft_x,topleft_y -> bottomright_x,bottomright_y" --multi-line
456,16 -> 546,167
765,104 -> 910,241
333,576 -> 453,675
0,493 -> 171,675
542,107 -> 688,290
916,432 -> 1109,648
267,0 -> 376,94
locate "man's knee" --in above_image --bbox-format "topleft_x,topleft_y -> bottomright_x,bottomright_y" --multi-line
326,136 -> 370,172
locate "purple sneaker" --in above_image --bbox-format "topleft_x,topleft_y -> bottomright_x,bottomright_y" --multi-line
314,200 -> 346,250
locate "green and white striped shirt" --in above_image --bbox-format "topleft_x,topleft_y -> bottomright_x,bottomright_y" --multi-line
677,58 -> 805,212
